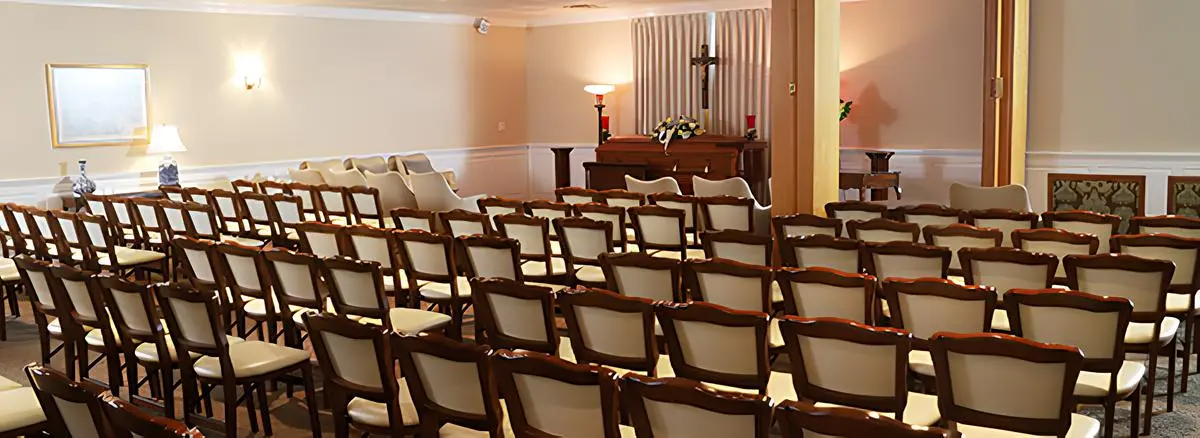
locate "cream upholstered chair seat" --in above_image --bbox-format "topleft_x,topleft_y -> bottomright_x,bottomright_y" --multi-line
0,259 -> 19,282
353,307 -> 453,335
649,248 -> 707,260
418,276 -> 474,300
220,235 -> 265,248
952,415 -> 1100,438
0,386 -> 45,433
346,377 -> 421,428
575,265 -> 606,283
192,340 -> 311,379
1167,293 -> 1200,313
0,375 -> 20,391
701,370 -> 797,401
768,319 -> 784,349
1074,361 -> 1147,399
1125,318 -> 1179,344
434,403 -> 516,437
520,257 -> 571,277
603,355 -> 677,378
243,298 -> 304,318
907,350 -> 936,377
46,318 -> 65,336
135,335 -> 245,363
812,392 -> 941,427
359,217 -> 397,229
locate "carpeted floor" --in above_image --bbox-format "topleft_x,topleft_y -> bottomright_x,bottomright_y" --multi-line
2,298 -> 1199,437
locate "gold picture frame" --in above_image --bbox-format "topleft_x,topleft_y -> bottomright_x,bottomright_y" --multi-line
45,64 -> 151,148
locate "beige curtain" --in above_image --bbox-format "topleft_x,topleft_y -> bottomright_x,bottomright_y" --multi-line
632,13 -> 712,135
714,9 -> 771,138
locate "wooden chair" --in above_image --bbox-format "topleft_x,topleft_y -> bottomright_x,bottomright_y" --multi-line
492,350 -> 632,437
494,213 -> 569,284
555,186 -> 600,205
470,277 -> 573,359
1129,215 -> 1200,239
236,191 -> 279,241
229,179 -> 259,195
553,217 -> 613,287
264,193 -> 305,247
922,223 -> 1003,275
320,256 -> 451,335
699,195 -> 757,233
825,201 -> 888,232
1006,289 -> 1140,438
440,208 -> 494,238
778,234 -> 864,274
777,317 -> 940,426
963,208 -> 1039,246
598,189 -> 646,209
315,184 -> 354,225
648,192 -> 701,245
99,392 -> 203,438
929,332 -> 1098,437
209,188 -> 248,237
2,204 -> 36,257
160,185 -> 188,202
773,213 -> 842,239
46,263 -> 123,394
284,181 -> 323,222
559,287 -> 672,377
621,374 -> 774,438
347,185 -> 389,228
776,267 -> 876,324
701,229 -> 772,266
959,247 -> 1058,332
155,283 -> 321,437
847,218 -> 921,244
880,278 -> 997,382
76,213 -> 167,277
259,180 -> 291,196
575,202 -> 630,252
777,400 -> 953,438
24,364 -> 108,437
212,242 -> 277,341
890,204 -> 962,229
629,205 -> 705,261
1013,228 -> 1099,284
262,248 -> 327,348
1042,210 -> 1122,253
390,207 -> 437,232
294,221 -> 346,258
394,230 -> 472,340
14,256 -> 77,378
171,236 -> 243,329
182,187 -> 211,206
864,241 -> 952,283
599,251 -> 682,302
525,199 -> 573,221
129,198 -> 169,254
394,333 -> 509,436
306,314 -> 417,436
477,196 -> 526,220
342,224 -> 409,303
684,258 -> 783,352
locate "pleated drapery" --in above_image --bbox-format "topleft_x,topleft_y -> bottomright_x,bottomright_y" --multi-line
632,13 -> 711,135
714,9 -> 771,139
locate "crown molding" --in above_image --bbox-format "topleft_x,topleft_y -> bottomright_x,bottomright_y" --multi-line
525,0 -> 771,27
0,0 -> 530,27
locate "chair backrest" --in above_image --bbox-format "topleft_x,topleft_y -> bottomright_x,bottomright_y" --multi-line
1129,215 -> 1200,239
440,209 -> 494,238
288,168 -> 326,185
1064,253 -> 1174,320
699,196 -> 755,233
346,185 -> 384,224
161,185 -> 188,202
648,192 -> 700,231
629,205 -> 687,254
598,189 -> 645,209
263,248 -> 325,311
477,196 -> 526,218
575,203 -> 628,250
923,223 -> 1003,273
259,180 -> 291,196
181,187 -> 211,206
864,241 -> 952,282
314,184 -> 352,223
555,187 -> 600,205
398,153 -> 437,174
1006,289 -> 1132,373
341,225 -> 400,271
284,181 -> 322,217
1011,228 -> 1099,281
321,256 -> 390,322
881,278 -> 997,345
155,282 -> 232,361
326,168 -> 370,189
16,255 -> 58,313
47,263 -> 107,332
891,204 -> 962,229
599,252 -> 681,302
305,313 -> 406,432
295,221 -> 346,258
229,179 -> 259,195
684,258 -> 774,313
656,301 -> 770,392
213,242 -> 271,304
773,213 -> 842,239
930,332 -> 1082,436
948,183 -> 1032,212
495,213 -> 554,262
1042,210 -> 1122,252
268,193 -> 305,239
458,234 -> 521,281
363,170 -> 418,213
97,274 -> 165,351
171,236 -> 220,291
156,200 -> 191,240
779,235 -> 863,274
559,288 -> 661,375
210,189 -> 246,235
1111,233 -> 1200,294
778,317 -> 912,416
554,217 -> 614,268
390,207 -> 437,232
959,247 -> 1057,296
847,218 -> 920,244
692,176 -> 755,199
492,350 -> 623,438
100,393 -> 203,438
776,401 -> 953,438
621,374 -> 774,438
963,208 -> 1040,246
410,171 -> 467,212
347,156 -> 389,174
471,278 -> 560,355
129,198 -> 164,243
700,229 -> 771,266
25,364 -> 108,438
776,267 -> 876,324
825,201 -> 887,230
394,333 -> 505,435
525,199 -> 573,220
394,230 -> 459,292
626,175 -> 682,195
75,213 -> 118,269
181,202 -> 221,240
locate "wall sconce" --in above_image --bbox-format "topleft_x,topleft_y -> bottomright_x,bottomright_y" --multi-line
236,55 -> 264,90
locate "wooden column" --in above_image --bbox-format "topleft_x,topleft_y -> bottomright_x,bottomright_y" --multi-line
551,147 -> 574,188
770,0 -> 841,215
981,0 -> 1029,187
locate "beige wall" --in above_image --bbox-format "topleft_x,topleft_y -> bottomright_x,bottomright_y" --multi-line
0,2 -> 527,180
1029,0 -> 1200,153
839,0 -> 984,151
526,20 -> 634,144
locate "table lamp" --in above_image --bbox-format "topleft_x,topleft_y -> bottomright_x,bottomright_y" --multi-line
147,124 -> 187,186
584,84 -> 615,145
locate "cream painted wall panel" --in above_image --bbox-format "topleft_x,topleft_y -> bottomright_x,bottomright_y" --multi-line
1028,0 -> 1200,153
838,0 -> 984,151
526,21 -> 634,144
0,2 -> 526,180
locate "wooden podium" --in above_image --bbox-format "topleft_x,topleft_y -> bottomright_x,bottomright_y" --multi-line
584,135 -> 769,201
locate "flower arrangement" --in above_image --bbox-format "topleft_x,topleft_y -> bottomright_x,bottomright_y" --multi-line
650,115 -> 706,146
841,98 -> 854,122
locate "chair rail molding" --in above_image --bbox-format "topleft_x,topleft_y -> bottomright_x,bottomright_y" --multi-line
1026,150 -> 1200,216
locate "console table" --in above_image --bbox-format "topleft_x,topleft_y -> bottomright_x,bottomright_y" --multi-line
839,149 -> 901,201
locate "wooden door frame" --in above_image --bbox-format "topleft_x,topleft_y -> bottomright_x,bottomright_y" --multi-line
981,0 -> 1029,187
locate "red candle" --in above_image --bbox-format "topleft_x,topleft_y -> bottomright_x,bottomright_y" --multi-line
746,115 -> 757,130
601,115 -> 611,130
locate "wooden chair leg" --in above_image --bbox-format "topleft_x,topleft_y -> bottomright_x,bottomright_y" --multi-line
257,382 -> 272,436
162,367 -> 176,419
244,383 -> 260,434
223,384 -> 240,438
1168,339 -> 1177,412
1184,314 -> 1194,393
302,362 -> 323,438
1131,383 -> 1141,438
107,351 -> 123,397
1102,400 -> 1115,438
1144,351 -> 1158,436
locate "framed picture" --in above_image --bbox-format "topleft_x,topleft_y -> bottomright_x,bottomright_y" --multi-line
45,64 -> 151,148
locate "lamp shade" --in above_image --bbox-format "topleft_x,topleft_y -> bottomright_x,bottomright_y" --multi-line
146,125 -> 187,154
584,84 -> 616,96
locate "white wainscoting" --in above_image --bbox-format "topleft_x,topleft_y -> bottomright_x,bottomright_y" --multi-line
527,143 -> 598,201
839,148 -> 982,206
1026,151 -> 1200,216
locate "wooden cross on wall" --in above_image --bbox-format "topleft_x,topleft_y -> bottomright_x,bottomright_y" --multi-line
690,44 -> 718,127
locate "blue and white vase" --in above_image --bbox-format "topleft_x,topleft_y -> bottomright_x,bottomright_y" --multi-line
72,159 -> 96,195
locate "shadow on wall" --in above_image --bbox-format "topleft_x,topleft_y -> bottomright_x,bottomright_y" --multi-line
841,82 -> 898,147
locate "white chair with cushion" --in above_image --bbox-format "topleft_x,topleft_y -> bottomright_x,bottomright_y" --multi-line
778,317 -> 940,427
288,168 -> 326,186
559,288 -> 674,378
409,172 -> 482,213
326,168 -> 370,190
959,247 -> 1058,332
396,153 -> 458,191
694,176 -> 771,234
626,175 -> 682,195
363,170 -> 418,213
1006,289 -> 1141,438
929,332 -> 1099,438
347,156 -> 389,174
948,183 -> 1033,212
880,278 -> 997,381
621,374 -> 774,438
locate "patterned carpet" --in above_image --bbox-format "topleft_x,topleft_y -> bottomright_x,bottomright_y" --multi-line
2,298 -> 1198,437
